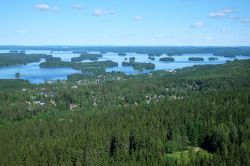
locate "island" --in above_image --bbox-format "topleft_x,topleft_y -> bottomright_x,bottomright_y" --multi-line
188,57 -> 204,61
122,61 -> 155,70
148,56 -> 155,60
15,72 -> 20,78
72,51 -> 87,54
224,55 -> 236,58
40,60 -> 118,76
208,57 -> 218,61
0,53 -> 52,67
129,57 -> 135,62
71,54 -> 103,62
46,56 -> 62,62
167,52 -> 183,56
159,57 -> 175,62
148,53 -> 162,57
118,53 -> 127,56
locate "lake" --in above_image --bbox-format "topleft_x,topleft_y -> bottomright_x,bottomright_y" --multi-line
0,50 -> 249,83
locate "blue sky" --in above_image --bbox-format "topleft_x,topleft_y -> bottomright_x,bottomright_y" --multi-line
0,0 -> 250,46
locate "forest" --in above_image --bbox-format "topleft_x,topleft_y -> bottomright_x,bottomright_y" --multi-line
71,54 -> 103,62
121,61 -> 155,70
40,60 -> 118,76
0,58 -> 249,165
0,53 -> 51,67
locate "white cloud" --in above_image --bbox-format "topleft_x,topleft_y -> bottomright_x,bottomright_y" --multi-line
204,37 -> 214,41
209,8 -> 234,18
220,8 -> 234,14
220,27 -> 231,32
133,16 -> 143,21
209,12 -> 226,18
92,9 -> 114,16
191,22 -> 204,29
34,4 -> 59,12
34,4 -> 50,11
52,6 -> 60,12
73,4 -> 84,10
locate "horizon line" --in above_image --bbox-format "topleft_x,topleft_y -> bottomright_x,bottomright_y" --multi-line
0,45 -> 250,48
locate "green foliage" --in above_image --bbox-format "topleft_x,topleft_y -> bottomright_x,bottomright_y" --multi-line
0,53 -> 51,67
71,53 -> 103,62
40,60 -> 118,75
15,72 -> 20,78
122,61 -> 155,70
129,57 -> 135,62
148,56 -> 155,60
159,57 -> 175,62
118,53 -> 127,56
208,57 -> 218,61
0,59 -> 250,165
188,57 -> 204,61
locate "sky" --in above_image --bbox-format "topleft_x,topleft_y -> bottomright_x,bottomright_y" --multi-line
0,0 -> 250,46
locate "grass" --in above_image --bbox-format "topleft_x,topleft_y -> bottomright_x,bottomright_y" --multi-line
164,147 -> 211,165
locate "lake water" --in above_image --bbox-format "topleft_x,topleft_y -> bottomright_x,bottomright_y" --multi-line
0,60 -> 81,84
0,50 -> 249,83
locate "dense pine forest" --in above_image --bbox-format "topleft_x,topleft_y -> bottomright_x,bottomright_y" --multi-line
0,59 -> 250,165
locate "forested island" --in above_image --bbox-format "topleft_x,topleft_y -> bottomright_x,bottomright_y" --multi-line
148,56 -> 155,60
40,60 -> 118,75
71,53 -> 103,61
188,57 -> 205,61
208,57 -> 218,61
118,53 -> 127,56
0,53 -> 51,67
160,57 -> 175,62
0,59 -> 250,165
122,61 -> 155,70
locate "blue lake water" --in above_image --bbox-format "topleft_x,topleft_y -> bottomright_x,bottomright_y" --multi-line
0,60 -> 81,84
0,50 -> 249,83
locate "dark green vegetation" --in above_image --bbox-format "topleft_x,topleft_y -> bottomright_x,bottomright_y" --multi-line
214,52 -> 237,58
208,57 -> 218,61
122,61 -> 155,70
148,56 -> 155,60
188,57 -> 204,61
129,57 -> 135,62
148,53 -> 162,57
160,57 -> 175,62
0,53 -> 51,67
15,72 -> 20,78
71,53 -> 103,62
46,56 -> 62,62
118,53 -> 127,56
167,52 -> 183,56
40,60 -> 118,75
72,51 -> 87,54
0,59 -> 250,165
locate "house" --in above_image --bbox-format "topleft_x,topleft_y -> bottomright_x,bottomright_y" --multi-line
69,103 -> 77,110
34,101 -> 45,106
71,86 -> 78,89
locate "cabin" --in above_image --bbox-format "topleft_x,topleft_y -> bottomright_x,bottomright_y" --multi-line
69,103 -> 77,110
